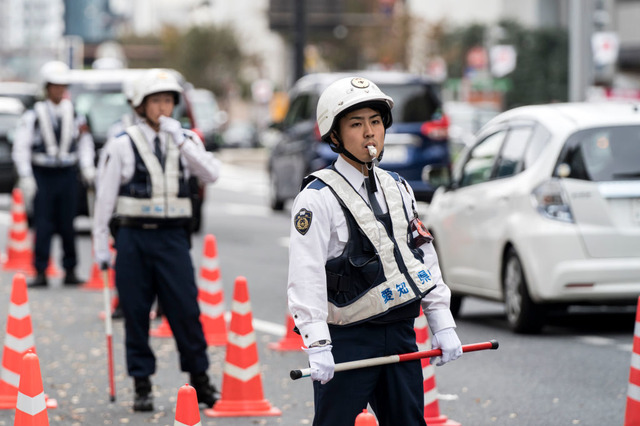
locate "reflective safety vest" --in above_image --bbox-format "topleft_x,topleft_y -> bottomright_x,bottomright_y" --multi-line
310,167 -> 436,326
115,125 -> 191,219
31,99 -> 78,167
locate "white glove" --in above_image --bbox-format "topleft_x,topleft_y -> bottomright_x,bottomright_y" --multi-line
17,176 -> 37,210
94,246 -> 112,271
82,167 -> 96,188
158,115 -> 185,146
303,345 -> 335,384
431,328 -> 462,366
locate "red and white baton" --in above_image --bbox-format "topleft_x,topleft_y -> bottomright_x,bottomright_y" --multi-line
290,340 -> 499,380
102,269 -> 116,401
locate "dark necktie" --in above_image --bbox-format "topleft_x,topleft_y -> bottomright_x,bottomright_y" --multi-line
154,136 -> 164,168
364,176 -> 384,218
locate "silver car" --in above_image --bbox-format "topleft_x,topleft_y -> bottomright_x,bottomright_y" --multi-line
424,102 -> 640,333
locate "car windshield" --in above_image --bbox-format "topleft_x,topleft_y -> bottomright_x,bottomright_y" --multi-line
0,114 -> 20,133
190,95 -> 219,131
74,91 -> 131,141
560,125 -> 640,181
377,83 -> 439,122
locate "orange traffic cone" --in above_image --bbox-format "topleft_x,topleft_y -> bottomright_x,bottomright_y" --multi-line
625,296 -> 640,425
82,242 -> 115,291
0,273 -> 36,409
150,316 -> 173,338
2,188 -> 33,273
355,409 -> 378,425
197,234 -> 227,346
13,351 -> 52,425
268,314 -> 304,351
414,307 -> 461,426
1,188 -> 62,278
203,276 -> 281,418
174,384 -> 201,426
0,274 -> 57,411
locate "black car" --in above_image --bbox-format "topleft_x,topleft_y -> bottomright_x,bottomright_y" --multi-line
267,70 -> 450,211
0,97 -> 24,193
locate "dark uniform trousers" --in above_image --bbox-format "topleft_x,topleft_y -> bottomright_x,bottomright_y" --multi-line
115,226 -> 209,378
313,319 -> 427,426
32,165 -> 79,273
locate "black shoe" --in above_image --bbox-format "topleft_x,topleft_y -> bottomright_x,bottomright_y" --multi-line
111,303 -> 124,320
190,371 -> 218,408
63,271 -> 84,286
133,377 -> 153,412
28,272 -> 48,288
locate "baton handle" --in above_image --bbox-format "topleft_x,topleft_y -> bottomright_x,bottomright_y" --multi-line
102,270 -> 116,402
290,339 -> 498,380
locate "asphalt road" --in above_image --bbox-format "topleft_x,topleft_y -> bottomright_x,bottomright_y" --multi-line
0,147 -> 635,425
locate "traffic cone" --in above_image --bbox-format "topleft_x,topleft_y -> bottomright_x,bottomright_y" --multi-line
82,242 -> 115,291
414,307 -> 461,425
2,188 -> 33,273
203,276 -> 281,418
0,273 -> 36,409
174,384 -> 201,426
13,351 -> 51,425
150,316 -> 173,338
355,409 -> 378,425
268,314 -> 304,351
197,234 -> 227,346
1,188 -> 61,278
625,296 -> 640,425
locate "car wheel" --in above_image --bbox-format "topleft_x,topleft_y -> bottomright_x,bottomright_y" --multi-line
503,247 -> 546,334
269,172 -> 285,211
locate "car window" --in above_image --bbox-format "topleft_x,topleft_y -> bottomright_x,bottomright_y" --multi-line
283,93 -> 313,128
558,125 -> 640,181
494,126 -> 532,178
459,130 -> 506,187
75,92 -> 130,140
379,83 -> 439,122
523,124 -> 551,169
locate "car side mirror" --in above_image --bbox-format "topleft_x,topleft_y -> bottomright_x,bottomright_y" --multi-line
422,165 -> 452,189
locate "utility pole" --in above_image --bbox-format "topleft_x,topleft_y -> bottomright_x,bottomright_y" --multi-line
294,0 -> 307,82
569,0 -> 594,102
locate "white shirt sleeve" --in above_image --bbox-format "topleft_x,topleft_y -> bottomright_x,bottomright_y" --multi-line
91,136 -> 128,265
178,130 -> 221,184
11,110 -> 36,178
397,175 -> 457,334
287,186 -> 335,347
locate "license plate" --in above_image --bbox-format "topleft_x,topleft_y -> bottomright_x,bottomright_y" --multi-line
380,145 -> 408,164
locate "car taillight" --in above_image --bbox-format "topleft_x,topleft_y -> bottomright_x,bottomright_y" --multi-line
314,123 -> 323,141
420,114 -> 449,140
531,179 -> 574,223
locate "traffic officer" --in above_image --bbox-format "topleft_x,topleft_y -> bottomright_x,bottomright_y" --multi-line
92,68 -> 220,411
287,76 -> 463,426
12,60 -> 95,287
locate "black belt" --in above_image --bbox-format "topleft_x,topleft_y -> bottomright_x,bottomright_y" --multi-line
117,217 -> 190,229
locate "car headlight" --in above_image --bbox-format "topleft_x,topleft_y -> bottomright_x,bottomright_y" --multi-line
531,179 -> 574,223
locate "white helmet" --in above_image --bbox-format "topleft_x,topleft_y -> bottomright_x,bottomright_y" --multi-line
316,76 -> 394,141
131,68 -> 183,108
40,61 -> 70,86
122,75 -> 140,103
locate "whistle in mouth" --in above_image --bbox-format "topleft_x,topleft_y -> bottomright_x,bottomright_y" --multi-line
367,146 -> 377,158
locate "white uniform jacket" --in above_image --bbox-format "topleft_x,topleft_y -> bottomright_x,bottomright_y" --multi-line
288,155 -> 456,348
91,121 -> 221,265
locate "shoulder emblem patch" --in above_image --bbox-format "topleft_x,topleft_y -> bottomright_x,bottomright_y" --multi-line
294,208 -> 313,235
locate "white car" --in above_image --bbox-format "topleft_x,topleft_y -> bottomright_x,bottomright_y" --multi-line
424,102 -> 640,333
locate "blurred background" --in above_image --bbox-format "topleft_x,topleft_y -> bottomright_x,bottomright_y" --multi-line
0,0 -> 638,147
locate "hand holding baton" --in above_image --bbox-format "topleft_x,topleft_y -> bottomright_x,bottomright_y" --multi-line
290,340 -> 499,380
101,264 -> 116,402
